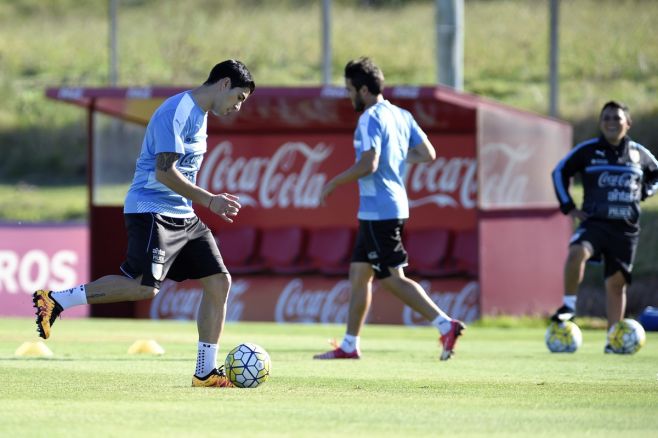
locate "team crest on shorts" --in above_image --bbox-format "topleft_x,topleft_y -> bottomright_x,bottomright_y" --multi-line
151,248 -> 165,280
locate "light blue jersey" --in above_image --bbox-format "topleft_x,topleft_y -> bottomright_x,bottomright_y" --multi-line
124,91 -> 208,217
354,100 -> 427,220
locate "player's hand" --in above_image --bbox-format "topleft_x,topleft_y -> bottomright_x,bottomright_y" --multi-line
319,181 -> 337,206
568,208 -> 588,222
208,193 -> 241,223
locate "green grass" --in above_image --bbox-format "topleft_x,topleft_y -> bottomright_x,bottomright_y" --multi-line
2,0 -> 658,182
1,318 -> 656,437
0,183 -> 87,222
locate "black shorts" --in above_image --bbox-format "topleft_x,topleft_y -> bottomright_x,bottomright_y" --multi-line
351,219 -> 408,279
570,219 -> 639,284
120,213 -> 228,289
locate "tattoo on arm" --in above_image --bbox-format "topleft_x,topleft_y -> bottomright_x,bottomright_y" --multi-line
156,153 -> 180,172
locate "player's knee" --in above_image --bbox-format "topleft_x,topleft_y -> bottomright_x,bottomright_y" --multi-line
380,274 -> 409,294
566,245 -> 589,266
138,285 -> 159,300
202,273 -> 231,294
217,273 -> 232,291
349,262 -> 374,285
606,271 -> 627,290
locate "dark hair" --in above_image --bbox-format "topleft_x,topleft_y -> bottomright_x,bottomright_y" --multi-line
600,100 -> 631,124
204,59 -> 255,94
344,57 -> 384,95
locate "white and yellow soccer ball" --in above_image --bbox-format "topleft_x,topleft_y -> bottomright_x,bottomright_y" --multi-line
225,343 -> 271,388
607,318 -> 646,355
545,320 -> 583,353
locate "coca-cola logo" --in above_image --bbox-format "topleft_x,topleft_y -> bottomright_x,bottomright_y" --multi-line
479,142 -> 533,206
199,140 -> 478,210
274,278 -> 351,323
198,141 -> 331,209
598,171 -> 639,190
402,281 -> 480,325
406,157 -> 477,209
149,279 -> 248,321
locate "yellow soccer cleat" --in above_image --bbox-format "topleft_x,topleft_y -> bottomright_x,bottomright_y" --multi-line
32,290 -> 63,340
192,366 -> 234,388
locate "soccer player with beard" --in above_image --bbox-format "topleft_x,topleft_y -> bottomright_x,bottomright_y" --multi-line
313,57 -> 466,361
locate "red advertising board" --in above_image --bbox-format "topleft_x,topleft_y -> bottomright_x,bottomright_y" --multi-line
45,85 -> 572,318
0,224 -> 89,317
140,276 -> 479,325
478,103 -> 572,210
196,133 -> 478,230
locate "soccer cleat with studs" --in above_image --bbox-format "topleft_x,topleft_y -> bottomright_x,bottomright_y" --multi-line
33,290 -> 63,340
439,320 -> 466,361
192,366 -> 234,388
313,339 -> 361,359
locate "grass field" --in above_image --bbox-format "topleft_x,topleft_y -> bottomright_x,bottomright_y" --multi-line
1,318 -> 656,437
2,0 -> 658,182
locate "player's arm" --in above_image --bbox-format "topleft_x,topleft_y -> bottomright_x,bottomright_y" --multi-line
155,152 -> 241,222
640,147 -> 658,201
551,149 -> 580,215
155,152 -> 212,205
407,138 -> 436,164
319,148 -> 378,205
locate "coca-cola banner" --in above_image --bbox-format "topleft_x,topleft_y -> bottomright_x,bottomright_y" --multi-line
0,224 -> 89,317
197,134 -> 477,230
477,103 -> 572,210
143,276 -> 479,324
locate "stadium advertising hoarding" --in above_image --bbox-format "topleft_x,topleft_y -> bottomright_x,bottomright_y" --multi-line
0,224 -> 89,317
195,133 -> 478,230
46,85 -> 571,318
141,277 -> 480,325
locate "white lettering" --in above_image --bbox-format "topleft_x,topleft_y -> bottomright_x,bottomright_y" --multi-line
274,279 -> 351,323
49,251 -> 78,290
479,142 -> 532,206
0,250 -> 82,294
199,141 -> 332,210
18,250 -> 49,292
149,279 -> 249,321
0,250 -> 19,293
126,87 -> 152,99
200,140 -> 480,211
598,172 -> 639,190
407,157 -> 478,209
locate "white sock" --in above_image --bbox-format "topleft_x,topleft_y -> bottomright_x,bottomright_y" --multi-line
340,334 -> 359,353
51,285 -> 88,310
563,295 -> 577,310
432,314 -> 453,336
195,342 -> 218,378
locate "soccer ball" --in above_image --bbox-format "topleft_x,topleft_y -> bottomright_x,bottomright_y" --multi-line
224,343 -> 271,388
545,321 -> 583,353
607,318 -> 646,355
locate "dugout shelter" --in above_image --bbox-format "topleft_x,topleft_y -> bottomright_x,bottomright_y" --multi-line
47,85 -> 572,324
